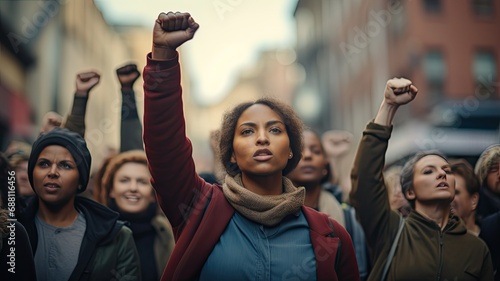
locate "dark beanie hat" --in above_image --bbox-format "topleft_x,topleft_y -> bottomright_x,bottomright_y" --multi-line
28,128 -> 92,193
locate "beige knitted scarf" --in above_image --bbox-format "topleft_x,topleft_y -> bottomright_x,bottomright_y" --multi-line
222,174 -> 305,227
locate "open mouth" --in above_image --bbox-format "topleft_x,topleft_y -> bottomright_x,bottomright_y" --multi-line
253,149 -> 273,161
124,195 -> 141,203
436,182 -> 449,188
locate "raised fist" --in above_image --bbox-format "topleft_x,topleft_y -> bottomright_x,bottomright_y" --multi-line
76,71 -> 101,96
41,111 -> 63,133
116,63 -> 140,89
321,130 -> 353,158
152,12 -> 199,60
383,78 -> 418,106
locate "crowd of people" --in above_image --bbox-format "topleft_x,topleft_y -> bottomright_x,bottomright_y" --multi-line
0,11 -> 498,281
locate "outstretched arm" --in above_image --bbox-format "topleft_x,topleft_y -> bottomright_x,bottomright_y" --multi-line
350,78 -> 417,251
116,63 -> 143,152
143,12 -> 200,229
321,130 -> 354,203
63,71 -> 100,137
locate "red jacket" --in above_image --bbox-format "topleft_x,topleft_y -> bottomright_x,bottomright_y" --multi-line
143,53 -> 360,281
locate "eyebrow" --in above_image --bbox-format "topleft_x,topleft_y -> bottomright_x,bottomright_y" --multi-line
238,120 -> 285,128
420,164 -> 451,170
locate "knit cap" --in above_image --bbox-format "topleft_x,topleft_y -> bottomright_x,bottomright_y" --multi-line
28,128 -> 91,193
474,144 -> 500,187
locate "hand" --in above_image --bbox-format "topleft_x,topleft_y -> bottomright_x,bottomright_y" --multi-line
383,78 -> 418,107
116,64 -> 140,90
374,78 -> 419,125
75,71 -> 101,97
41,111 -> 63,133
321,130 -> 353,158
152,12 -> 199,60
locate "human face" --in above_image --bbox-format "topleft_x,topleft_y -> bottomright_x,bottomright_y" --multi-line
231,104 -> 291,177
33,145 -> 80,207
485,161 -> 500,195
408,155 -> 455,204
16,161 -> 35,197
287,131 -> 327,187
110,162 -> 155,214
451,175 -> 476,218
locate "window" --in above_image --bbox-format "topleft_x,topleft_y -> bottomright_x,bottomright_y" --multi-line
472,0 -> 494,16
474,51 -> 497,98
423,50 -> 446,103
424,0 -> 442,13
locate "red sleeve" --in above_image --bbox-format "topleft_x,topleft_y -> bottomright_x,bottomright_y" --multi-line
143,52 -> 203,230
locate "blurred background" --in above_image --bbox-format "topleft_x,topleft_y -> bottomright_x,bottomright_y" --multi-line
1,0 -> 499,176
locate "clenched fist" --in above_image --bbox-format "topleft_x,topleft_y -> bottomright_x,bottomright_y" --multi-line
152,12 -> 200,60
383,78 -> 418,106
76,71 -> 100,97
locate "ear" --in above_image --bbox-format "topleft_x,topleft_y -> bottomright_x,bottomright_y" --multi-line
230,152 -> 236,164
406,188 -> 416,201
471,192 -> 479,210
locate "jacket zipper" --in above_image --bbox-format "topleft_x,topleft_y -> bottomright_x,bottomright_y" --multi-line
437,232 -> 444,281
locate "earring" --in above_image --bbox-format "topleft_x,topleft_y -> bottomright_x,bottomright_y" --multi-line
289,152 -> 293,159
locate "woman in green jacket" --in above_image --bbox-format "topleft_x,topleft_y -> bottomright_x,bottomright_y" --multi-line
350,78 -> 493,281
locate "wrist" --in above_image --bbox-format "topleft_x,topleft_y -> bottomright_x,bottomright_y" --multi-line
374,100 -> 399,126
75,90 -> 89,98
152,45 -> 177,60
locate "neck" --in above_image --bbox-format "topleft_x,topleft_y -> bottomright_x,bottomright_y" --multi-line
241,173 -> 283,195
302,184 -> 322,209
415,201 -> 451,230
462,212 -> 480,235
37,198 -> 78,227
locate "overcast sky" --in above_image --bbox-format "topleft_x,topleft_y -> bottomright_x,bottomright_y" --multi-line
95,0 -> 298,105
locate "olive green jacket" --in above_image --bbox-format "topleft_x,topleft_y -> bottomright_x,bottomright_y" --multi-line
350,122 -> 493,281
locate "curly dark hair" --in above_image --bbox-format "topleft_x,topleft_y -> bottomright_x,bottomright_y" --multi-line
219,97 -> 304,177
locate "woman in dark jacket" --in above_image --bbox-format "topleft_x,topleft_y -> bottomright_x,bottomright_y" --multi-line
143,11 -> 359,281
19,128 -> 141,281
96,150 -> 175,281
350,78 -> 493,281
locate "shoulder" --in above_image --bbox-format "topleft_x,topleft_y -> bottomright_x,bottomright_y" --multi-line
460,231 -> 492,256
302,206 -> 348,237
152,215 -> 174,237
106,225 -> 135,249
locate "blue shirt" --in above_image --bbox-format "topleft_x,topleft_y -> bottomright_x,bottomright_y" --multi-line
199,210 -> 317,281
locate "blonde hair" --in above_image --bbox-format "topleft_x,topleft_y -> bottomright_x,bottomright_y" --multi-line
475,144 -> 500,187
